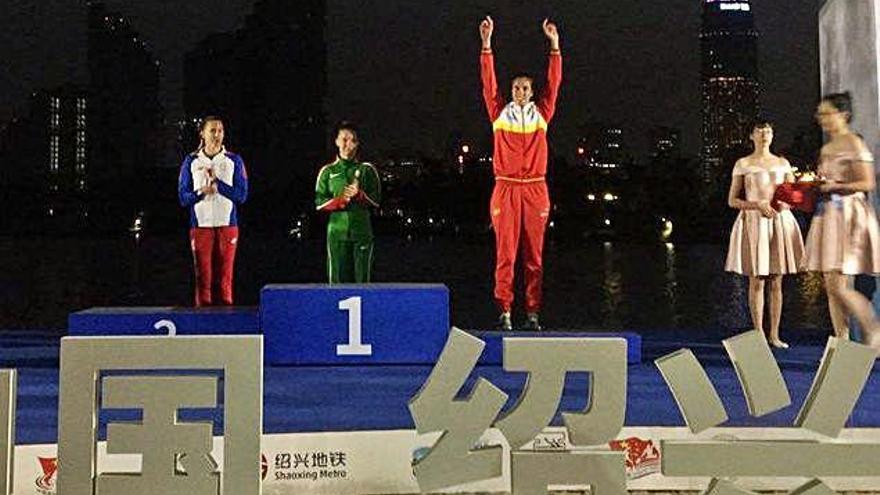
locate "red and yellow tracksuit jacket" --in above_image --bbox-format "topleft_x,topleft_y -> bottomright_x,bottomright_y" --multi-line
481,48 -> 562,313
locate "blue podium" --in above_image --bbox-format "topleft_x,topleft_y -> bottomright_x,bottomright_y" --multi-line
470,330 -> 642,364
68,306 -> 260,336
261,284 -> 449,365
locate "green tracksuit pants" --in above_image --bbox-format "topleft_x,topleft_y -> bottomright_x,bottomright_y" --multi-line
327,238 -> 374,283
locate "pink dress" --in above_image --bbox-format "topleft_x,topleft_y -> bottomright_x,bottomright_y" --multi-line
725,160 -> 805,276
803,151 -> 880,274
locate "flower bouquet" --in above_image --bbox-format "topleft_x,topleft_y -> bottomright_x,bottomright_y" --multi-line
772,177 -> 818,213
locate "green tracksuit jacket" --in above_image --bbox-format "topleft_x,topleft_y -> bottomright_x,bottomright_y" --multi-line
315,157 -> 381,283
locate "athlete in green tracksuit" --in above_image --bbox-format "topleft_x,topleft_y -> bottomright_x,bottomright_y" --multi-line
315,122 -> 381,283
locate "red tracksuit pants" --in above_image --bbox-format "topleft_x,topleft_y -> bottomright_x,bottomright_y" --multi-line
190,226 -> 239,306
490,180 -> 551,313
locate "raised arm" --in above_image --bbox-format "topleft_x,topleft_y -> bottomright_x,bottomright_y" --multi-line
537,19 -> 562,122
479,16 -> 504,121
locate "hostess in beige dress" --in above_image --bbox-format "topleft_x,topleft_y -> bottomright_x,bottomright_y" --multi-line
726,160 -> 805,276
803,151 -> 880,274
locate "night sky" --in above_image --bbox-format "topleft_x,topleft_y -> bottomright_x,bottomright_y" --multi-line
0,0 -> 819,158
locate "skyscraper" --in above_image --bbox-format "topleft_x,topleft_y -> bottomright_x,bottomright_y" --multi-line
184,0 -> 327,231
0,86 -> 90,232
87,1 -> 162,230
39,87 -> 90,225
700,0 -> 760,182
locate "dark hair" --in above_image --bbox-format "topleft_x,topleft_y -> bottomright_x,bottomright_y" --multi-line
197,115 -> 224,151
511,72 -> 534,84
335,120 -> 359,138
751,117 -> 774,130
821,92 -> 853,122
199,115 -> 223,132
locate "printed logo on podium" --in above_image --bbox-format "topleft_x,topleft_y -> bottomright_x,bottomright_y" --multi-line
608,437 -> 661,479
35,456 -> 58,495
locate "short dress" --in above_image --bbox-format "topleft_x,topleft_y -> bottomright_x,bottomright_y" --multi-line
725,160 -> 805,276
803,151 -> 880,274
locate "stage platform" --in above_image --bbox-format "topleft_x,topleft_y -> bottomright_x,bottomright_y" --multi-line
2,329 -> 878,446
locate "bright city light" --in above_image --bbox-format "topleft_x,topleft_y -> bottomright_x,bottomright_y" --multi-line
719,3 -> 750,11
661,218 -> 674,240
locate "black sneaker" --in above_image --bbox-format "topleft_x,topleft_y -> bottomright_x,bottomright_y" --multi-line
522,312 -> 542,331
497,312 -> 513,331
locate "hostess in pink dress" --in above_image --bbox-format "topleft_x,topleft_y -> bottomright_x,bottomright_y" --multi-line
726,160 -> 805,276
803,151 -> 880,274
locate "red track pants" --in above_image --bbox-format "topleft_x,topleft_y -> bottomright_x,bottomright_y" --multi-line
490,180 -> 550,313
190,226 -> 239,306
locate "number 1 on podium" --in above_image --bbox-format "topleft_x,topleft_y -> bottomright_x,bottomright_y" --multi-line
336,296 -> 373,356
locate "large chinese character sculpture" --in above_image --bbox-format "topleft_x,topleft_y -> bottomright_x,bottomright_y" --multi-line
56,336 -> 262,495
657,333 -> 878,495
411,329 -> 880,495
408,328 -> 628,495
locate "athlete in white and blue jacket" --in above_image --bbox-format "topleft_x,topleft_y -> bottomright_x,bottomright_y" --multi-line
178,116 -> 248,306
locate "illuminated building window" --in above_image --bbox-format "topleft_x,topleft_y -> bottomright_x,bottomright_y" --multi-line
50,136 -> 60,172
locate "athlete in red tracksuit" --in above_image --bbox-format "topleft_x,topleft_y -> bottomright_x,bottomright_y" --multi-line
480,16 -> 562,331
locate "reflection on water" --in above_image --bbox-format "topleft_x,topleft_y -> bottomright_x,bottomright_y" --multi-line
663,242 -> 679,327
798,272 -> 827,321
601,242 -> 623,328
0,235 -> 839,341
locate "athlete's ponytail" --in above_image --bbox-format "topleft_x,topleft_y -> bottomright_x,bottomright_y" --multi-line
196,115 -> 224,152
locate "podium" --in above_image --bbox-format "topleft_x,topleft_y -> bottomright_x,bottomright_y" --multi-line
68,286 -> 641,366
471,330 -> 642,365
68,306 -> 260,336
261,284 -> 449,365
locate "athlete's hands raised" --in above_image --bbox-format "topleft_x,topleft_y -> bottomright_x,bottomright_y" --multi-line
543,19 -> 560,51
479,16 -> 493,50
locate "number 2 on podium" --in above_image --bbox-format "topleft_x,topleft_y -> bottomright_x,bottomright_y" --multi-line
336,296 -> 373,356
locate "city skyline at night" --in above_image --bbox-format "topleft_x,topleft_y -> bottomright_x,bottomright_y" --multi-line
699,0 -> 761,182
0,0 -> 820,161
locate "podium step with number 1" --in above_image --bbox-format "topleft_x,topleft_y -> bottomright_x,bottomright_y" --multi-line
260,284 -> 450,365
